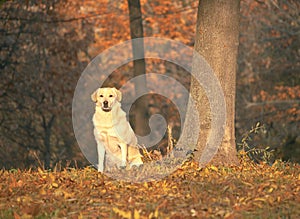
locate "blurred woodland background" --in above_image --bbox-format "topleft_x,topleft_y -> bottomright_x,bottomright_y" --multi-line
0,0 -> 299,169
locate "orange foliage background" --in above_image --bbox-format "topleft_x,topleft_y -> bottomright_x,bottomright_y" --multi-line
0,0 -> 299,168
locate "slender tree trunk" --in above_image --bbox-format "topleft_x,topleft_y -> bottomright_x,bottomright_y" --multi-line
191,0 -> 240,165
42,115 -> 55,169
127,0 -> 150,136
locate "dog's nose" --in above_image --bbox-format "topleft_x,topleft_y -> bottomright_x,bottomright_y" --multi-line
103,100 -> 108,107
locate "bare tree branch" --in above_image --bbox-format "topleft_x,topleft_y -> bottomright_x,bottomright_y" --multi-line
245,99 -> 300,108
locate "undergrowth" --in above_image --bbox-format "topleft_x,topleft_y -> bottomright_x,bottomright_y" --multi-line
237,122 -> 275,165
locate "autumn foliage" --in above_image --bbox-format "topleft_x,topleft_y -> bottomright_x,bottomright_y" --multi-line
1,0 -> 299,168
1,159 -> 299,218
0,0 -> 299,217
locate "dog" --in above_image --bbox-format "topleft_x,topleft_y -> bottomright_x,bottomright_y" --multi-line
91,87 -> 143,172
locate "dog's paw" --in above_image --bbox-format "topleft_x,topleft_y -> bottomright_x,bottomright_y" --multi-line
129,157 -> 143,169
130,162 -> 143,169
119,165 -> 126,169
97,164 -> 104,172
118,160 -> 127,169
130,163 -> 143,171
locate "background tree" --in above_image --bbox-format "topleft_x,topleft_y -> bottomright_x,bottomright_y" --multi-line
236,0 -> 300,162
0,0 -> 94,169
191,0 -> 240,164
127,0 -> 150,136
1,0 -> 298,169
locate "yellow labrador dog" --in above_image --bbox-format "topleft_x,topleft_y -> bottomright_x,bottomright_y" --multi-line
91,87 -> 143,172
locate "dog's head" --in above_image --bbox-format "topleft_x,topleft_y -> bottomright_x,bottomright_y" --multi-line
91,87 -> 122,112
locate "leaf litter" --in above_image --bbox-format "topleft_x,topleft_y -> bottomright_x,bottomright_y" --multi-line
0,158 -> 299,218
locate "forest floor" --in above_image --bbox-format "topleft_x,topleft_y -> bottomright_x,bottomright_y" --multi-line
0,157 -> 299,219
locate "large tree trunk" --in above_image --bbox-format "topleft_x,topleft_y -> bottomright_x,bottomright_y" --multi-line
191,0 -> 240,165
127,0 -> 150,136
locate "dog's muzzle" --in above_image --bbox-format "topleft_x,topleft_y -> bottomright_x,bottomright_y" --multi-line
102,100 -> 111,112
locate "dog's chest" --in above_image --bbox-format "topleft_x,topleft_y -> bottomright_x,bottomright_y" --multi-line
93,111 -> 114,128
93,106 -> 125,128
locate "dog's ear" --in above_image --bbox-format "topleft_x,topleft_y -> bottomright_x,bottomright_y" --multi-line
91,89 -> 98,102
114,88 -> 122,102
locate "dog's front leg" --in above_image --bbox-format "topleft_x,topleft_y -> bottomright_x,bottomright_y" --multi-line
97,141 -> 105,172
119,143 -> 128,168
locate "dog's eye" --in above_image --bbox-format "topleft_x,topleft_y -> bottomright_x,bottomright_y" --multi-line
99,95 -> 103,97
109,95 -> 113,97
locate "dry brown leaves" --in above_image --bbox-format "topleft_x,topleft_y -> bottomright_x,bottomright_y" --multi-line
0,159 -> 299,218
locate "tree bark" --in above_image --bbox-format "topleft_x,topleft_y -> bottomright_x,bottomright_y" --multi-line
191,0 -> 240,165
127,0 -> 150,136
